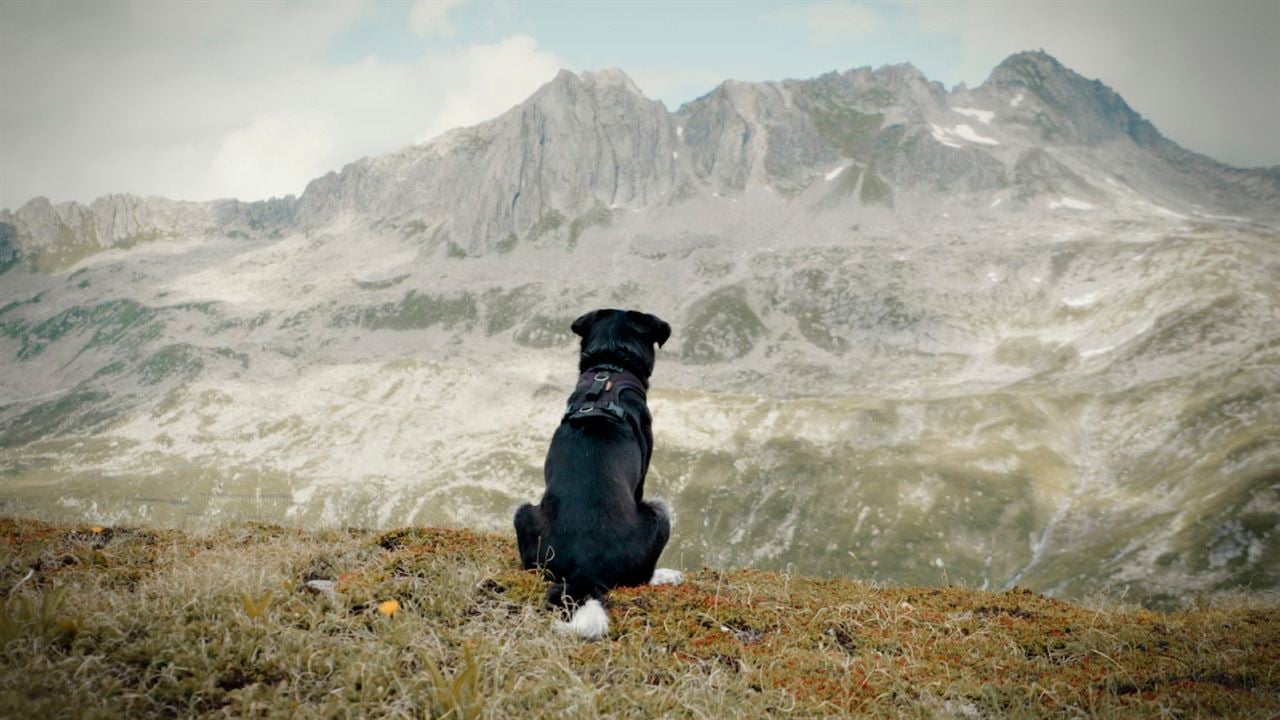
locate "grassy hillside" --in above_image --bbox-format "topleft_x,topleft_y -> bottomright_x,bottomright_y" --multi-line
0,517 -> 1275,718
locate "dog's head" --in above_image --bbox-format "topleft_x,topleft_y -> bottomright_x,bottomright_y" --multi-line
571,309 -> 671,381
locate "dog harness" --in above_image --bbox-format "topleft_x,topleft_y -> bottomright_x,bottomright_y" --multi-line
563,364 -> 646,425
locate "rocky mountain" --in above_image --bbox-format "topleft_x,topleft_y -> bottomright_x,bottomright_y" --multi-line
1,51 -> 1277,608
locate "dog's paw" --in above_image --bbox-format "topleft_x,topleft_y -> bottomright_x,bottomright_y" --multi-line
650,568 -> 684,586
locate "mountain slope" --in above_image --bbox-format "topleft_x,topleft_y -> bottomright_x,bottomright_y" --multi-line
0,52 -> 1277,608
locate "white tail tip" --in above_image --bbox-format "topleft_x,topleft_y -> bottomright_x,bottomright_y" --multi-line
555,598 -> 609,640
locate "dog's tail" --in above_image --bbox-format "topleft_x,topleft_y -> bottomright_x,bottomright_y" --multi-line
548,578 -> 609,641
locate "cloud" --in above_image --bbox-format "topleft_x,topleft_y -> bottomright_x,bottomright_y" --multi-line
904,1 -> 1280,168
418,35 -> 565,142
210,114 -> 339,202
409,0 -> 463,38
788,2 -> 884,43
0,2 -> 563,207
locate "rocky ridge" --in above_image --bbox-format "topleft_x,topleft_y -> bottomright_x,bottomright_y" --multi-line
3,51 -> 1277,266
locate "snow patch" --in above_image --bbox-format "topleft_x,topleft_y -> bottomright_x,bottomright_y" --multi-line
1080,345 -> 1115,358
951,124 -> 999,145
990,197 -> 1003,208
825,165 -> 848,181
1063,291 -> 1100,308
930,123 -> 998,147
672,151 -> 678,159
929,124 -> 962,149
676,125 -> 683,140
1193,210 -> 1250,223
1011,92 -> 1024,107
953,107 -> 994,125
1049,197 -> 1094,211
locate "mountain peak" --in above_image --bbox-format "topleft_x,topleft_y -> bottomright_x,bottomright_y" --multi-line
546,67 -> 647,98
994,49 -> 1067,73
984,49 -> 1156,146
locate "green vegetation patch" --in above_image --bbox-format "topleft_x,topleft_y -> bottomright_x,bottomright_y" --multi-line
680,285 -> 766,364
514,315 -> 574,349
353,274 -> 409,291
779,267 -> 920,353
400,219 -> 429,239
115,229 -> 169,249
859,161 -> 893,206
135,344 -> 205,386
494,232 -> 518,255
334,291 -> 479,331
2,299 -> 162,361
568,204 -> 613,248
0,387 -> 121,448
527,211 -> 565,242
0,517 -> 1276,719
795,86 -> 885,160
131,344 -> 246,386
483,284 -> 541,336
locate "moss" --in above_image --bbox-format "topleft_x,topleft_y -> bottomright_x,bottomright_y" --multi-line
445,241 -> 467,259
0,516 -> 1275,719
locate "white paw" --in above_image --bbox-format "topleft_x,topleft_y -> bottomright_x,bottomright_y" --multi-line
650,568 -> 683,586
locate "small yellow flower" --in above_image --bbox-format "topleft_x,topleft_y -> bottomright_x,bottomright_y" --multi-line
90,526 -> 104,534
377,599 -> 401,617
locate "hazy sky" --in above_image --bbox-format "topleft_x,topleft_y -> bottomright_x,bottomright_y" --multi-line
1,0 -> 1277,211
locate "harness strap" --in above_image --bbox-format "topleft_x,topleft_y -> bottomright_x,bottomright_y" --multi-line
563,366 -> 645,425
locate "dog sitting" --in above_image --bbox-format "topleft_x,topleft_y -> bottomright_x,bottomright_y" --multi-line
514,309 -> 682,639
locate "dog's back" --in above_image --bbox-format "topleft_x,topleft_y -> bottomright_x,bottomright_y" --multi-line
514,309 -> 676,640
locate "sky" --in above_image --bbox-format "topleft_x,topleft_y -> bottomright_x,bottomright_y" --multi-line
1,0 -> 1277,211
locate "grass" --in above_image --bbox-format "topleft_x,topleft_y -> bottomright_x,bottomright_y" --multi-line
1,518 -> 1275,718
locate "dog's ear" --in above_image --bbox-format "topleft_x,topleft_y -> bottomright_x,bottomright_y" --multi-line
626,311 -> 672,348
571,310 -> 603,338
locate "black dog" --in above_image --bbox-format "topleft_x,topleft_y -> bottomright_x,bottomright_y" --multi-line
514,309 -> 681,639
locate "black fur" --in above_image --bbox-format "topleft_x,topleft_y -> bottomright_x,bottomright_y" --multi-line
514,309 -> 672,611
